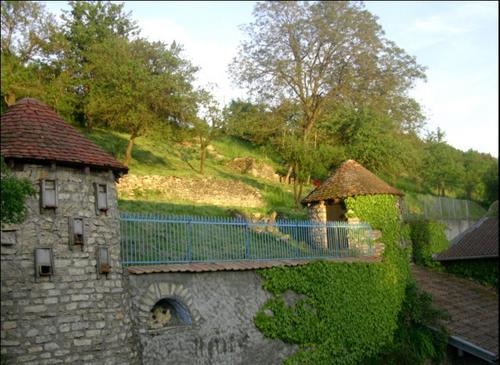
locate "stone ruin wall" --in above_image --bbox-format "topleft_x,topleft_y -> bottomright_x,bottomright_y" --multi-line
126,270 -> 296,365
0,164 -> 138,365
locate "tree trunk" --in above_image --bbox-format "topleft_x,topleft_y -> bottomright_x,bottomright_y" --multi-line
86,115 -> 93,132
5,93 -> 16,106
285,165 -> 293,184
124,133 -> 137,167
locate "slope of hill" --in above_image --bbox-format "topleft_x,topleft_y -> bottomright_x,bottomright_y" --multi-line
81,127 -> 309,219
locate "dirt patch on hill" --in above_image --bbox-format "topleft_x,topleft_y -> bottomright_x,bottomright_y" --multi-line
117,174 -> 264,208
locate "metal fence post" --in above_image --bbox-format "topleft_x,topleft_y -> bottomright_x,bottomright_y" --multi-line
187,219 -> 193,261
245,222 -> 251,259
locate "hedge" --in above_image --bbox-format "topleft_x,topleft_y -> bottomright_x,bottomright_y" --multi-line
407,219 -> 449,267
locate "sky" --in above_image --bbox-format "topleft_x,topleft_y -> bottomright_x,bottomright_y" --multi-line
44,1 -> 499,157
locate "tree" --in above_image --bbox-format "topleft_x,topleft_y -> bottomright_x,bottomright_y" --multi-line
85,36 -> 198,166
421,129 -> 465,197
1,0 -> 58,106
483,161 -> 499,205
60,0 -> 139,129
0,157 -> 35,225
190,91 -> 223,174
222,99 -> 277,145
319,106 -> 410,181
230,1 -> 425,142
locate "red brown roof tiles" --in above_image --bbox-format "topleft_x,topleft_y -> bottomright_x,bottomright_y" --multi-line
436,218 -> 498,261
126,256 -> 381,274
301,160 -> 403,204
412,265 -> 498,358
1,98 -> 127,173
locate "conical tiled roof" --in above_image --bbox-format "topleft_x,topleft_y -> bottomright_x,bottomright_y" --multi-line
1,98 -> 127,173
301,160 -> 403,204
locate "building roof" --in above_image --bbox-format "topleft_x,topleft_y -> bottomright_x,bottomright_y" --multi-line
1,98 -> 128,174
301,159 -> 404,204
127,256 -> 380,275
436,217 -> 498,261
412,265 -> 498,363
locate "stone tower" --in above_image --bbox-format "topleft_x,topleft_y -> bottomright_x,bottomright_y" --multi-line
1,98 -> 138,364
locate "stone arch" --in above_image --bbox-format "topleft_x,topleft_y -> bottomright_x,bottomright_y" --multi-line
136,282 -> 201,331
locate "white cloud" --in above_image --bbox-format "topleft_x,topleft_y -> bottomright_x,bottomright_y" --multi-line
137,17 -> 246,106
413,15 -> 468,35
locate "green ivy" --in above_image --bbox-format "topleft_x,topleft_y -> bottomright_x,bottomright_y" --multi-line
407,220 -> 448,267
365,281 -> 449,365
442,259 -> 498,288
256,195 -> 411,364
0,157 -> 36,225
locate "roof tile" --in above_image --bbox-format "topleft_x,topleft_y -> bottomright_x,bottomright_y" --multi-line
1,98 -> 127,173
301,160 -> 403,204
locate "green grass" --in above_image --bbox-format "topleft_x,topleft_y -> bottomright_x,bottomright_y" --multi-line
78,126 -> 309,217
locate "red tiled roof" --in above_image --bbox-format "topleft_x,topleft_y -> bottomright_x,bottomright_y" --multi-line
302,160 -> 403,204
412,265 -> 498,359
436,218 -> 498,261
1,98 -> 128,173
127,256 -> 381,274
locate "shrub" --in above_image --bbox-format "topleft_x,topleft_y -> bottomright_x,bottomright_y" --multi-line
442,259 -> 498,288
1,157 -> 36,225
365,281 -> 449,365
408,219 -> 448,267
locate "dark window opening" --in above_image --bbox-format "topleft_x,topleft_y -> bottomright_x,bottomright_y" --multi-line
40,265 -> 51,276
149,298 -> 192,330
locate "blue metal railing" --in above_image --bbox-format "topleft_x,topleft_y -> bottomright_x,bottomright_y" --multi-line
119,213 -> 374,265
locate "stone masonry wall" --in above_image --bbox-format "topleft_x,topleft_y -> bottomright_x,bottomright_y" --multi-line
126,270 -> 296,365
0,164 -> 138,365
307,201 -> 328,248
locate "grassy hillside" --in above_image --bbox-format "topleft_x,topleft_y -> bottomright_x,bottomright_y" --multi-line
80,126 -> 487,221
81,127 -> 309,219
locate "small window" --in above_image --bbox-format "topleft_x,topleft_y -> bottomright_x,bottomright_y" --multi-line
35,248 -> 54,280
95,183 -> 108,213
68,217 -> 84,249
96,246 -> 111,278
1,229 -> 17,246
41,179 -> 58,209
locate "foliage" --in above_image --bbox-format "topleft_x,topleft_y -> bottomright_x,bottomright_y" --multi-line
344,195 -> 401,243
442,259 -> 498,288
0,0 -> 58,106
0,157 -> 36,225
84,36 -> 198,166
407,219 -> 449,267
482,162 -> 499,205
421,128 -> 465,197
255,193 -> 412,364
231,1 -> 425,138
366,281 -> 449,365
319,106 -> 418,184
255,260 -> 406,365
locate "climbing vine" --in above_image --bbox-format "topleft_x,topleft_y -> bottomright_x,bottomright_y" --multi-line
407,219 -> 448,267
255,194 -> 411,364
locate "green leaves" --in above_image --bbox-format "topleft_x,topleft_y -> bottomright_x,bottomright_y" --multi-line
0,157 -> 35,225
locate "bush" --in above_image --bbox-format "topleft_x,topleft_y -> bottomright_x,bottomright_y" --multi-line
1,157 -> 36,225
443,259 -> 498,288
408,219 -> 448,267
365,282 -> 449,365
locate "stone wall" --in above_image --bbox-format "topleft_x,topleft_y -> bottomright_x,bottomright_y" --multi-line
126,270 -> 296,365
117,174 -> 264,208
0,164 -> 138,365
307,201 -> 328,248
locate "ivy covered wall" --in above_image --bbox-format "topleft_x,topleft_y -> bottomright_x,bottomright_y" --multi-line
255,194 -> 410,364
